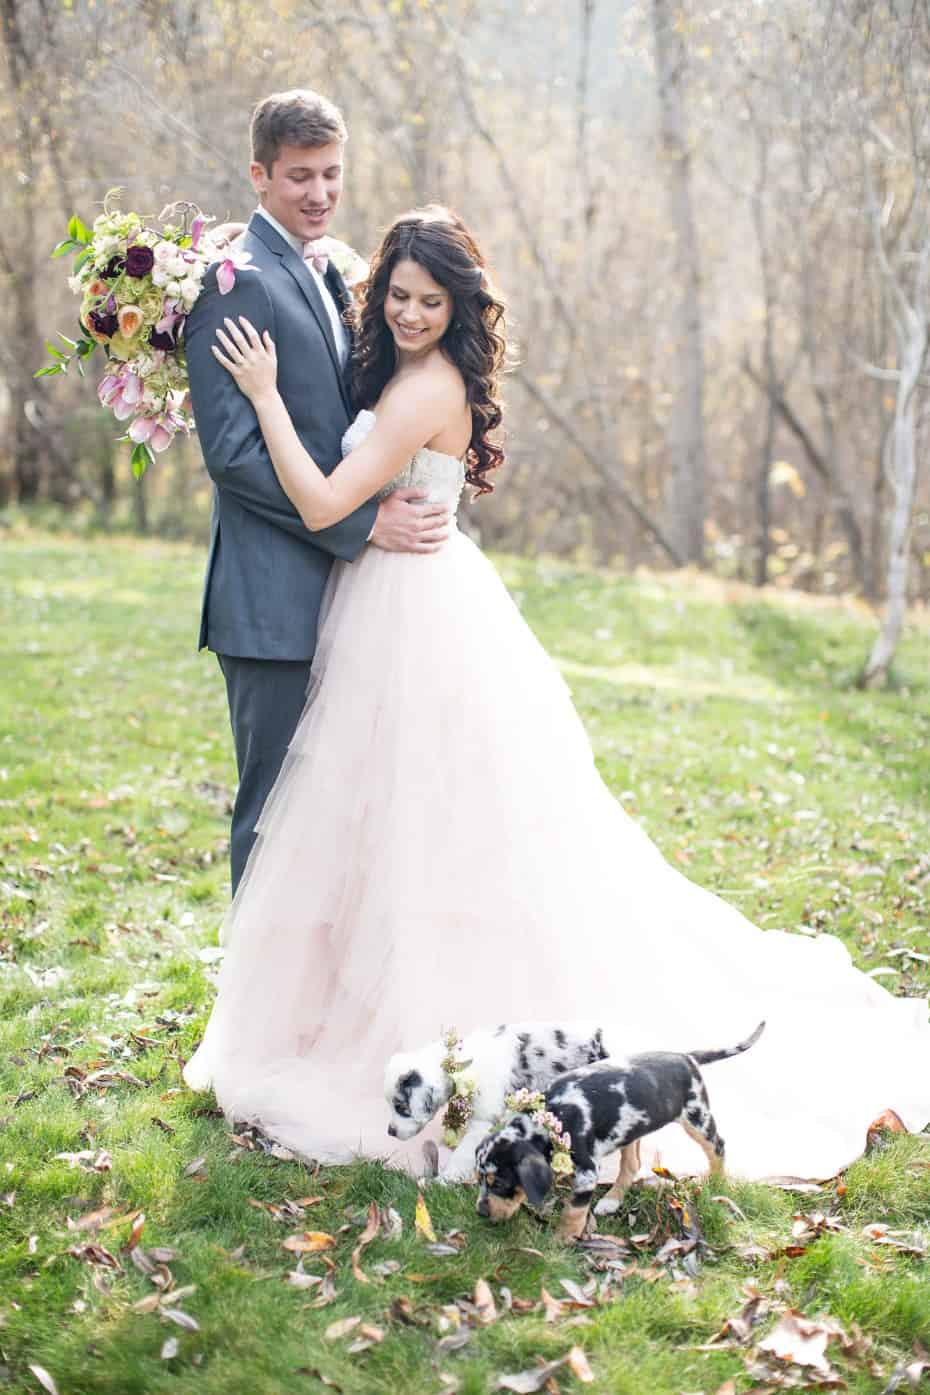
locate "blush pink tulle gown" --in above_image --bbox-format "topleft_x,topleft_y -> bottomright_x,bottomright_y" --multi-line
183,410 -> 930,1180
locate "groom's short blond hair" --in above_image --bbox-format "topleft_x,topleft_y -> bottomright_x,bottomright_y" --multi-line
251,89 -> 348,172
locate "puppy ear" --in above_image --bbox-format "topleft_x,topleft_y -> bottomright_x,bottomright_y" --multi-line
517,1149 -> 554,1208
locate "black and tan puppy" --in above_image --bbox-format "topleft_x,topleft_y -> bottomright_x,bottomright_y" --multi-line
475,1021 -> 765,1242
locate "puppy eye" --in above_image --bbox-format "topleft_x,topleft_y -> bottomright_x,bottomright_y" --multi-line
394,1101 -> 411,1117
484,1170 -> 496,1187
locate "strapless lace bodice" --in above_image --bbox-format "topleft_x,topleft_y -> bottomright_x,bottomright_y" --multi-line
342,409 -> 466,513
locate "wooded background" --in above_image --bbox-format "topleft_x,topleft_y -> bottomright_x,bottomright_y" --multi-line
2,0 -> 929,668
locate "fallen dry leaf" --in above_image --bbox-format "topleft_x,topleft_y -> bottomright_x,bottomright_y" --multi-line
161,1308 -> 200,1331
380,1206 -> 403,1240
28,1365 -> 60,1395
66,1205 -> 117,1233
309,1268 -> 339,1308
347,1323 -> 386,1353
496,1349 -> 590,1392
132,1292 -> 162,1314
67,1242 -> 122,1271
124,1212 -> 146,1252
756,1310 -> 843,1379
474,1277 -> 498,1325
541,1286 -> 565,1322
861,1223 -> 927,1257
283,1231 -> 336,1254
325,1315 -> 362,1341
415,1191 -> 437,1243
566,1345 -> 595,1383
883,1355 -> 930,1392
791,1211 -> 845,1243
559,1278 -> 596,1308
351,1201 -> 380,1284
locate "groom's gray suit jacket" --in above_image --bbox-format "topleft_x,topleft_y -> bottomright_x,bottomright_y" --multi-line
185,212 -> 378,893
185,212 -> 378,660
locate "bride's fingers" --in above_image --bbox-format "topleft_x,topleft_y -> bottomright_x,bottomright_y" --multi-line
211,345 -> 238,372
237,316 -> 263,349
215,327 -> 243,362
222,317 -> 251,354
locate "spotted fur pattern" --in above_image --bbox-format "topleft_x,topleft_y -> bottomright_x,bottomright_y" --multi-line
384,1020 -> 613,1180
475,1021 -> 765,1242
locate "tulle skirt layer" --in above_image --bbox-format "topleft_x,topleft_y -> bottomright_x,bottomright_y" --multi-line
184,530 -> 930,1179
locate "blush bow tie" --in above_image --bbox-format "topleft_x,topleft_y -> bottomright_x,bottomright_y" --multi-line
303,238 -> 331,275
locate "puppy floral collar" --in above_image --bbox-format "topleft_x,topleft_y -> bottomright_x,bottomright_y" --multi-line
504,1088 -> 574,1176
440,1028 -> 478,1148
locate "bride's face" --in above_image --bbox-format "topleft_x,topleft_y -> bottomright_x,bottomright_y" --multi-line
250,142 -> 344,242
384,258 -> 453,357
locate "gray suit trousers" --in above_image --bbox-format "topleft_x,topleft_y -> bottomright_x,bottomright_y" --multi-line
218,654 -> 311,895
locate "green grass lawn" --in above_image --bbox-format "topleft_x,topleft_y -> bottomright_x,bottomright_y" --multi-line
1,531 -> 929,1395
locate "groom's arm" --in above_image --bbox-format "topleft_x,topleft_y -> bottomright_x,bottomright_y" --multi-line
185,269 -> 377,560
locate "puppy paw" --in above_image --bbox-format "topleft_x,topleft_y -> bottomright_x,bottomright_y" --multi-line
594,1197 -> 621,1217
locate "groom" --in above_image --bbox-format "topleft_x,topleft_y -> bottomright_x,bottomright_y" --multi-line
186,89 -> 450,894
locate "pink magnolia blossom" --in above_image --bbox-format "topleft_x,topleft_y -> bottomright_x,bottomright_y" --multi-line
97,366 -> 143,421
216,248 -> 256,296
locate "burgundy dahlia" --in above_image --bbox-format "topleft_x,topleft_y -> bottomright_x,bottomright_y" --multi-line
88,308 -> 119,337
125,244 -> 155,277
149,327 -> 175,350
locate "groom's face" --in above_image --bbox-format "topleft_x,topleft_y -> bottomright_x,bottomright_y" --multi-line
250,141 -> 344,243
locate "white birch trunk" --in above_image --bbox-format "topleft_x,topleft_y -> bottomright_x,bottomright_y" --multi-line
860,322 -> 925,686
652,0 -> 706,565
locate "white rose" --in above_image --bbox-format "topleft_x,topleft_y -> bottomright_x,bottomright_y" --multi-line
179,277 -> 200,306
154,242 -> 175,265
166,280 -> 181,298
152,267 -> 168,287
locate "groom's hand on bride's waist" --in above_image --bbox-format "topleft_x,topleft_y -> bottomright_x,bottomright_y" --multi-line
370,489 -> 451,553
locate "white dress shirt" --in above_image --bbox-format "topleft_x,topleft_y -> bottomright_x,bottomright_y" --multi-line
254,206 -> 349,368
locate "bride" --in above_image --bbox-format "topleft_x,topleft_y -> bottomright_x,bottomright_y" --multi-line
184,205 -> 930,1181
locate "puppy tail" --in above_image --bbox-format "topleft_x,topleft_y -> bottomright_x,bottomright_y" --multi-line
688,1019 -> 766,1066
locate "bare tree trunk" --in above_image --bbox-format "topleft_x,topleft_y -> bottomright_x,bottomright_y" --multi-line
1,0 -> 42,501
652,0 -> 706,565
860,328 -> 925,684
748,108 -> 777,587
859,160 -> 929,686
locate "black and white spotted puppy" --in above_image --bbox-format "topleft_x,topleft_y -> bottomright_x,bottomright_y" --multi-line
475,1020 -> 765,1242
384,1021 -> 615,1181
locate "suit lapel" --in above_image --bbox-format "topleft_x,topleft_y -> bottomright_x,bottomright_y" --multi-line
248,213 -> 351,415
325,263 -> 356,401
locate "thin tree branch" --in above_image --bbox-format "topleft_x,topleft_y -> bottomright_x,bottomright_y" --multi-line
515,369 -> 684,566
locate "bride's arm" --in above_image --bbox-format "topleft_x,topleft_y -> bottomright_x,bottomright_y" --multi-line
213,315 -> 462,531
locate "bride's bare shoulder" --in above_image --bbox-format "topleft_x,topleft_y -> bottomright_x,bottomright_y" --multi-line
385,352 -> 466,415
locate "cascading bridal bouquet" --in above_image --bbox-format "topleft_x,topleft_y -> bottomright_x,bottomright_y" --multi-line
39,191 -> 255,477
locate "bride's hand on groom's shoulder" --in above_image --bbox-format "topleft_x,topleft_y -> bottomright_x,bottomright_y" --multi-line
213,316 -> 278,405
371,489 -> 451,554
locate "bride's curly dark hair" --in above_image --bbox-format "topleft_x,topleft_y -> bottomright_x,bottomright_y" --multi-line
350,205 -> 507,495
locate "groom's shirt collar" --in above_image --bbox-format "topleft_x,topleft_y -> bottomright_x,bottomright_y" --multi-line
254,206 -> 304,257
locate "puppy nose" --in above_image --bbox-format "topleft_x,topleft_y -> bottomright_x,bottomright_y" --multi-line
477,1196 -> 489,1218
387,1123 -> 398,1137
